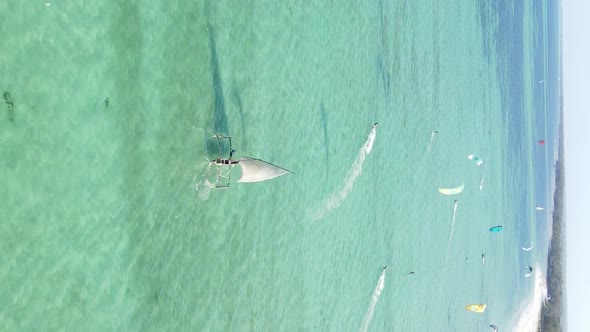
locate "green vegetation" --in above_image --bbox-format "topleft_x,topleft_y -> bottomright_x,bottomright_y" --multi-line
539,109 -> 566,332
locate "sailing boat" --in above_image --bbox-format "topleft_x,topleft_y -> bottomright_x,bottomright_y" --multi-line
209,135 -> 292,187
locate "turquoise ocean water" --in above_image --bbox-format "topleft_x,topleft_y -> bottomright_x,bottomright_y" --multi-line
0,1 -> 560,331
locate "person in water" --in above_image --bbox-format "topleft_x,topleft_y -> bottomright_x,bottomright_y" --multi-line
212,158 -> 239,165
212,147 -> 238,165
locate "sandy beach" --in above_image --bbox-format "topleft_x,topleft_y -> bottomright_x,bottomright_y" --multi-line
511,263 -> 548,331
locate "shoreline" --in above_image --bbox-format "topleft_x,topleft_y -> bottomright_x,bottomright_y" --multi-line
511,264 -> 548,331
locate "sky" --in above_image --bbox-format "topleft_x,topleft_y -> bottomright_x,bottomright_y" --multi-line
562,0 -> 590,330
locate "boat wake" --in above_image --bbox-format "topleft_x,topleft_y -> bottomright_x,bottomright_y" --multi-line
194,160 -> 216,201
446,200 -> 459,257
479,165 -> 485,191
359,268 -> 386,332
426,131 -> 437,154
312,124 -> 377,220
195,179 -> 215,200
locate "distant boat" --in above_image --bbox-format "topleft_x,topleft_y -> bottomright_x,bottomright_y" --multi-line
536,206 -> 544,211
210,135 -> 292,187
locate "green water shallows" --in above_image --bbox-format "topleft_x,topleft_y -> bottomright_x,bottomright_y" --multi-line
0,1 -> 549,331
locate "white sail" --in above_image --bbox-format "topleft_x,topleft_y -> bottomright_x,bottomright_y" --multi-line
237,157 -> 291,183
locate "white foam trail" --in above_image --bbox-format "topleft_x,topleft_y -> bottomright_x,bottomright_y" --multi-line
312,124 -> 377,220
479,166 -> 485,191
195,179 -> 215,201
426,131 -> 437,154
359,268 -> 386,332
446,200 -> 459,256
192,159 -> 219,201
